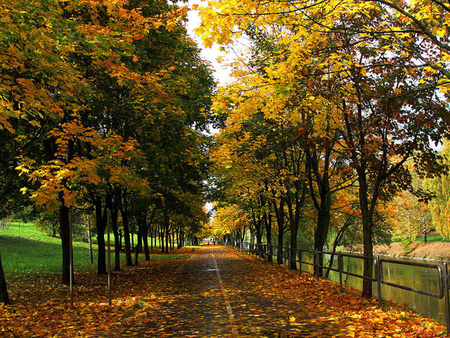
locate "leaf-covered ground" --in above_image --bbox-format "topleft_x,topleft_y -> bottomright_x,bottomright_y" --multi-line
0,246 -> 446,337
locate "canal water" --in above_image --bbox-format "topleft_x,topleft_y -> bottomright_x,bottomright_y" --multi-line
300,253 -> 447,324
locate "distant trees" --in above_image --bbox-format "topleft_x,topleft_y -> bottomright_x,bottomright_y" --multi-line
424,141 -> 450,239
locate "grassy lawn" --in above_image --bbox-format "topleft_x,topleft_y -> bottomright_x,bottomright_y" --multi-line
414,235 -> 448,242
0,222 -> 97,275
391,233 -> 449,243
0,221 -> 189,276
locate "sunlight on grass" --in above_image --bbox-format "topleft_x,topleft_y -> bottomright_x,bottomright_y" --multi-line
0,221 -> 191,276
0,222 -> 97,275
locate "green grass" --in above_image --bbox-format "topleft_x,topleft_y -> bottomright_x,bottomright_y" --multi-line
392,234 -> 449,243
0,222 -> 97,275
414,235 -> 449,243
0,222 -> 189,276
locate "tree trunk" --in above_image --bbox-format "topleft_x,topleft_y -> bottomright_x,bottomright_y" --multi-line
165,223 -> 170,253
0,253 -> 10,305
143,221 -> 150,261
273,197 -> 285,265
264,212 -> 273,262
277,223 -> 284,265
314,208 -> 331,277
150,227 -> 154,250
287,186 -> 305,271
87,216 -> 93,264
180,229 -> 185,248
343,100 -> 375,298
306,146 -> 332,277
159,223 -> 164,253
134,219 -> 143,266
252,210 -> 263,256
325,218 -> 351,279
59,203 -> 72,285
95,196 -> 107,275
423,213 -> 427,243
111,197 -> 121,271
358,170 -> 374,298
120,190 -> 133,266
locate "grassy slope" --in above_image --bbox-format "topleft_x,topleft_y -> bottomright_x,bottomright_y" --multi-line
0,222 -> 187,276
0,222 -> 97,275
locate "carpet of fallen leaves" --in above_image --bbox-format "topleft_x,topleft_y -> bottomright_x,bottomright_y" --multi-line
0,246 -> 447,337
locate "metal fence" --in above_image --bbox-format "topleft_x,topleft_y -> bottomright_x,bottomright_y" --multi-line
230,241 -> 450,335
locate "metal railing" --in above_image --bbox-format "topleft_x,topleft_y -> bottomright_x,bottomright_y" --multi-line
230,241 -> 450,335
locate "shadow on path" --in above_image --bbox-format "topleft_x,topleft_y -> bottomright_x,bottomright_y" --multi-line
115,246 -> 343,337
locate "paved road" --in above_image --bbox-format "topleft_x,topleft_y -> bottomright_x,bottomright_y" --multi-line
116,246 -> 340,337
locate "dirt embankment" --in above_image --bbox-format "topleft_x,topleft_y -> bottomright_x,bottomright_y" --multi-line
348,242 -> 450,261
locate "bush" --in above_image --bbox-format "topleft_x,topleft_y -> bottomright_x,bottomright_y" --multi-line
401,238 -> 412,255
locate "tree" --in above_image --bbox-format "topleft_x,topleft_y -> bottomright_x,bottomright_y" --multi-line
390,190 -> 432,241
1,0 -> 97,295
424,140 -> 450,239
198,0 -> 450,298
211,203 -> 249,243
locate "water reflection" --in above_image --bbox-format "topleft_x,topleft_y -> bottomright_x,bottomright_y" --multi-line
300,254 -> 447,323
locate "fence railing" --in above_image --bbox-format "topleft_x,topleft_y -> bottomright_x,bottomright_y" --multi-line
229,241 -> 450,335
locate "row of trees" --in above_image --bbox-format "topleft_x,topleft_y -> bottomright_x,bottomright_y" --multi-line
198,0 -> 450,297
0,0 -> 219,304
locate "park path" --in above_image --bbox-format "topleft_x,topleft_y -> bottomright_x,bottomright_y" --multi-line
115,245 -> 341,337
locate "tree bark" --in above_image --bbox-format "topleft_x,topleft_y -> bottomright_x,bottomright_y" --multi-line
165,222 -> 170,253
143,221 -> 150,261
314,206 -> 331,277
160,222 -> 165,253
95,196 -> 107,275
359,179 -> 374,298
60,138 -> 74,285
273,196 -> 285,265
251,207 -> 263,256
111,195 -> 121,271
120,190 -> 133,266
0,253 -> 10,305
134,221 -> 142,266
264,212 -> 273,262
343,99 -> 375,298
59,202 -> 72,285
325,218 -> 351,279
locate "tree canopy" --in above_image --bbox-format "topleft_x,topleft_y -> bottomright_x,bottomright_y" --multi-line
0,0 -> 216,302
198,0 -> 450,297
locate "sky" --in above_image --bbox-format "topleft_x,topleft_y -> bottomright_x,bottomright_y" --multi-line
185,1 -> 231,214
185,1 -> 232,86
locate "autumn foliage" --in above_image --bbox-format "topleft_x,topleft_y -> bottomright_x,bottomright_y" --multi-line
198,0 -> 450,297
0,0 -> 215,301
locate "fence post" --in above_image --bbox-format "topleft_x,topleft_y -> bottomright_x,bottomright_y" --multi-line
444,262 -> 450,336
376,255 -> 382,308
338,252 -> 343,293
